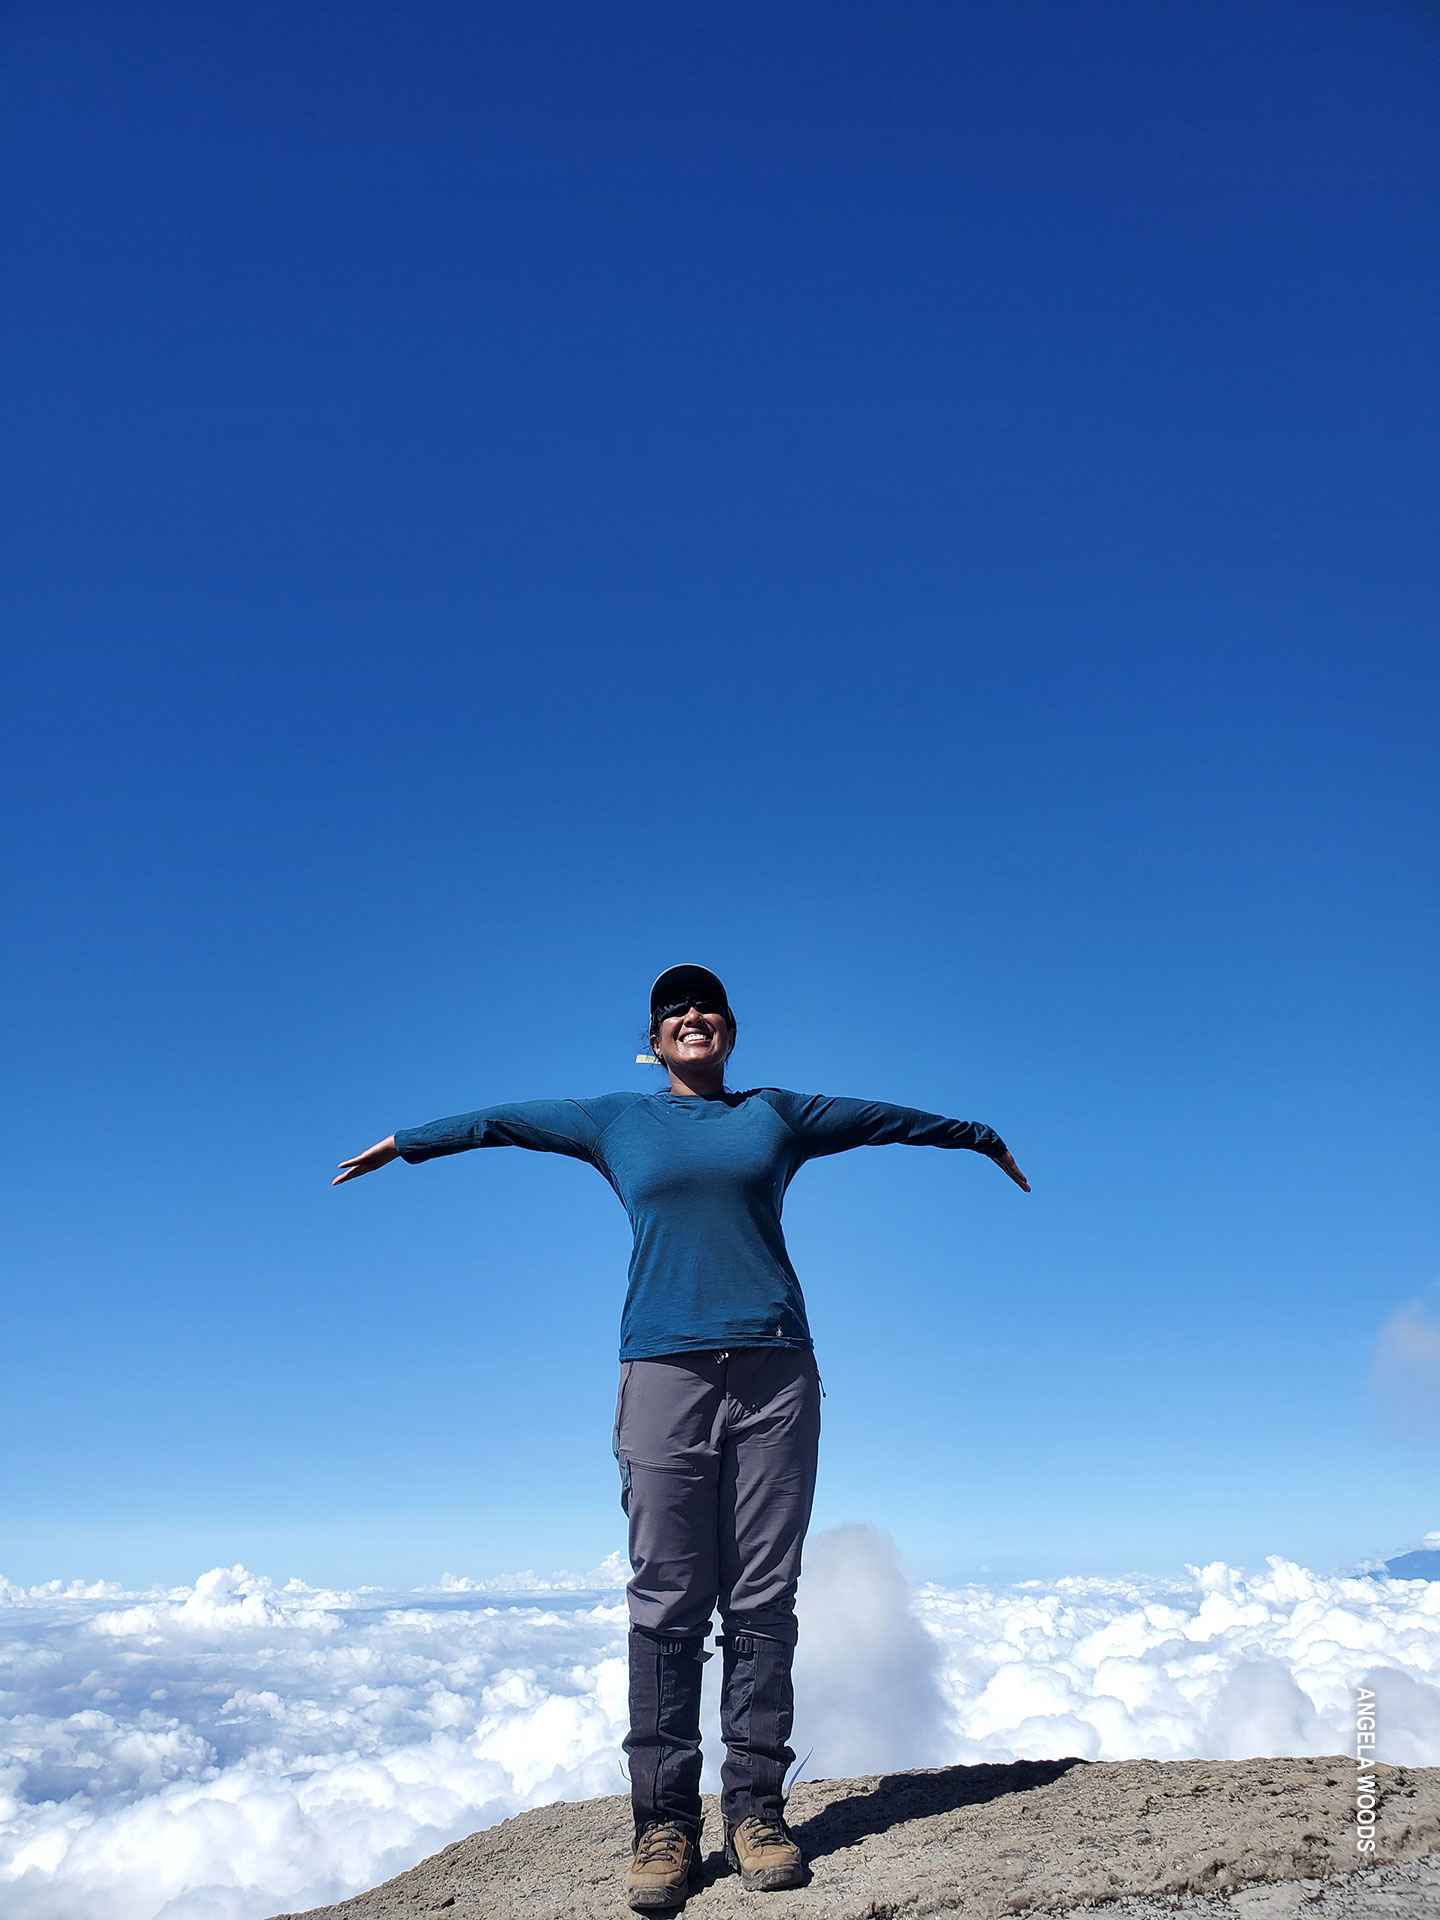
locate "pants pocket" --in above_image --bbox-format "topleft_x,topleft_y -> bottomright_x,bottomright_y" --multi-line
612,1361 -> 631,1460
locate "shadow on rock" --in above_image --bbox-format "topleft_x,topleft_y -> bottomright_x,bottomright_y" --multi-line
793,1757 -> 1086,1861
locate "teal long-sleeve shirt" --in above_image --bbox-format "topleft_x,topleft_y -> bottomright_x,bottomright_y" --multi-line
394,1088 -> 1007,1360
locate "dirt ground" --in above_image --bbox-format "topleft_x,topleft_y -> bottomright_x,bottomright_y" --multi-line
274,1757 -> 1440,1920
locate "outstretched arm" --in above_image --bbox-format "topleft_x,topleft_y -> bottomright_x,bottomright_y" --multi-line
761,1090 -> 1030,1191
334,1136 -> 399,1185
332,1095 -> 632,1188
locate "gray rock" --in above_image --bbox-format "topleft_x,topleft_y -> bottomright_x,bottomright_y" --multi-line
273,1756 -> 1440,1920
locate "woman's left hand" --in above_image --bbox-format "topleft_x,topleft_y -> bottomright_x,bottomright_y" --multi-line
994,1149 -> 1031,1192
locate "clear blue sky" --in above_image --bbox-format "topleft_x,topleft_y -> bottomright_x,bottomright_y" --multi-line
2,0 -> 1436,1590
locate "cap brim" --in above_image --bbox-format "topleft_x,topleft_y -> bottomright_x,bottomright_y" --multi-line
650,963 -> 730,1016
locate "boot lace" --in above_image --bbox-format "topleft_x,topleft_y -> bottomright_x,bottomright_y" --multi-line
739,1816 -> 793,1854
635,1822 -> 689,1867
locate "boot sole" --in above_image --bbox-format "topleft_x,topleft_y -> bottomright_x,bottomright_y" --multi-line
724,1843 -> 804,1891
626,1883 -> 691,1912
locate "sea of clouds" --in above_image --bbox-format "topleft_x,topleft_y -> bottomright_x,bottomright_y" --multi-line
3,1527 -> 1439,1920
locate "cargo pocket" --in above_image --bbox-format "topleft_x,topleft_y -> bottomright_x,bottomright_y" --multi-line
617,1452 -> 632,1516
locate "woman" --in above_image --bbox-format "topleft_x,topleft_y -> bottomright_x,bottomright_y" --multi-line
335,963 -> 1028,1910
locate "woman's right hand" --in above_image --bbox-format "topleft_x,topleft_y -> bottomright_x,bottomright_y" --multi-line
333,1136 -> 399,1185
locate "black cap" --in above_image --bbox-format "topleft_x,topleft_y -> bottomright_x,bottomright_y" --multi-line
649,963 -> 733,1023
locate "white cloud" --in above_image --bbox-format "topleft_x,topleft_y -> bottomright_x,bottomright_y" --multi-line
1372,1292 -> 1440,1427
2,1532 -> 1439,1920
430,1552 -> 629,1594
918,1551 -> 1440,1767
793,1524 -> 949,1775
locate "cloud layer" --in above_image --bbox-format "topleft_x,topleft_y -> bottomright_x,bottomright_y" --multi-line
2,1532 -> 1438,1920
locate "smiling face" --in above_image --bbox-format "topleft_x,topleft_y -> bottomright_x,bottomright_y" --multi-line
651,1001 -> 734,1078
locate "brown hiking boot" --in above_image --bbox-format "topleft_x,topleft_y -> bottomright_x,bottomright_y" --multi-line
725,1815 -> 804,1890
625,1822 -> 696,1910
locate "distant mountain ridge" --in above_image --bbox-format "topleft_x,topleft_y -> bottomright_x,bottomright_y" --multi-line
1383,1548 -> 1440,1581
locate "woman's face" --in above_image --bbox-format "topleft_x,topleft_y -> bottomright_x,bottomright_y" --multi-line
654,1002 -> 733,1071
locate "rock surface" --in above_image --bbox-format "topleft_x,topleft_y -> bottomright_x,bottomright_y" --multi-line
275,1757 -> 1440,1920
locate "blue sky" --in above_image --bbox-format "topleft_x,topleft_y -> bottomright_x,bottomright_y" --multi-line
2,0 -> 1437,1590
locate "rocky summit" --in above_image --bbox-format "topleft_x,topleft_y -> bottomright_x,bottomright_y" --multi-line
275,1756 -> 1440,1920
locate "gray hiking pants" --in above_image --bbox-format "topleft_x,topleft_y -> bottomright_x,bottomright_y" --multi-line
612,1346 -> 821,1647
